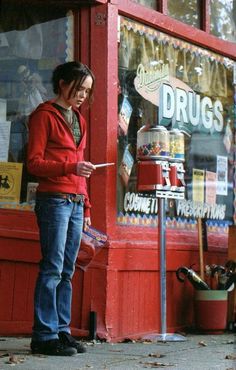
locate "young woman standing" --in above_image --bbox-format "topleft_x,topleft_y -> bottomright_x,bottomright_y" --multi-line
27,61 -> 96,356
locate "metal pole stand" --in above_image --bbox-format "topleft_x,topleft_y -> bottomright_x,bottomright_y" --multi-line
143,196 -> 186,342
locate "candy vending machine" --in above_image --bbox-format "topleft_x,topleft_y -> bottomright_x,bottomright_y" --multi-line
137,125 -> 186,342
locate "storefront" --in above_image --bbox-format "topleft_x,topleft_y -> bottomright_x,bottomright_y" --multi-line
0,0 -> 235,341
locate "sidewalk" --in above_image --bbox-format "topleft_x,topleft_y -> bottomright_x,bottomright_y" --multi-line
0,332 -> 235,370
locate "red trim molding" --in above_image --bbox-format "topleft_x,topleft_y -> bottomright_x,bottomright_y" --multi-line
117,0 -> 236,60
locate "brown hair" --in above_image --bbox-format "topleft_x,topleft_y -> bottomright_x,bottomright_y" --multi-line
52,61 -> 95,104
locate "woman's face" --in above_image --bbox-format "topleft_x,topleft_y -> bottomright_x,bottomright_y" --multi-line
60,75 -> 93,109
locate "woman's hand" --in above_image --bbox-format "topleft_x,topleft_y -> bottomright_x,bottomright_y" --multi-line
83,217 -> 91,231
77,161 -> 95,177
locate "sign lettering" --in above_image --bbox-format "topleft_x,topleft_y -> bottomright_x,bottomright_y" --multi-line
159,83 -> 223,132
176,199 -> 226,220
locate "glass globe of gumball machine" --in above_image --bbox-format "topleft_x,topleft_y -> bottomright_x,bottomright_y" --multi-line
136,125 -> 171,193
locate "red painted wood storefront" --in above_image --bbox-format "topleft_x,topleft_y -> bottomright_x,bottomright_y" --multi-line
0,0 -> 235,342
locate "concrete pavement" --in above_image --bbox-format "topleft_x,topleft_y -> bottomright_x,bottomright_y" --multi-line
0,332 -> 236,370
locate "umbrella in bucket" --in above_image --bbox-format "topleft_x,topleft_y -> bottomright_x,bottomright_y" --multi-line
176,260 -> 236,291
176,265 -> 210,290
205,260 -> 236,291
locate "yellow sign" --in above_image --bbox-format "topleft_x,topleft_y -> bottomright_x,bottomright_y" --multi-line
192,168 -> 205,203
0,162 -> 23,203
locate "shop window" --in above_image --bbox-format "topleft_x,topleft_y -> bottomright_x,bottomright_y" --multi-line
210,0 -> 236,43
0,1 -> 74,211
167,0 -> 201,28
117,17 -> 235,230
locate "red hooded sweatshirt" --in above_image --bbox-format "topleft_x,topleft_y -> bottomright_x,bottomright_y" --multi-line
27,100 -> 91,217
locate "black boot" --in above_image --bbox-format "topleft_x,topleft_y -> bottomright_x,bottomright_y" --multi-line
58,332 -> 86,353
31,339 -> 77,356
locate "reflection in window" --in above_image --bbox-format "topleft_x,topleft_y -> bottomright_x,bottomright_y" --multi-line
117,17 -> 235,229
131,0 -> 157,10
167,0 -> 201,28
0,1 -> 74,210
210,0 -> 236,43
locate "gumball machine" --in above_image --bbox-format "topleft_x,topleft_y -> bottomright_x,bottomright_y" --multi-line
136,124 -> 186,343
136,125 -> 171,192
137,159 -> 171,191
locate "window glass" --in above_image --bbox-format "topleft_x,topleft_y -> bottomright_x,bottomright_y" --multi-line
167,0 -> 201,28
210,0 -> 236,43
0,1 -> 74,210
117,17 -> 235,232
131,0 -> 157,10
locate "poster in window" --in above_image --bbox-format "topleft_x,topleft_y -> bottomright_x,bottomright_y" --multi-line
119,145 -> 134,187
192,169 -> 205,203
0,121 -> 11,161
205,171 -> 216,205
0,162 -> 23,203
118,96 -> 133,135
216,155 -> 228,196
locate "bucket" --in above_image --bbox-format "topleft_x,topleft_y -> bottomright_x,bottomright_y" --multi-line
194,290 -> 228,333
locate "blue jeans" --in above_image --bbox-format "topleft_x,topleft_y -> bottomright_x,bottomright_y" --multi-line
32,196 -> 84,341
